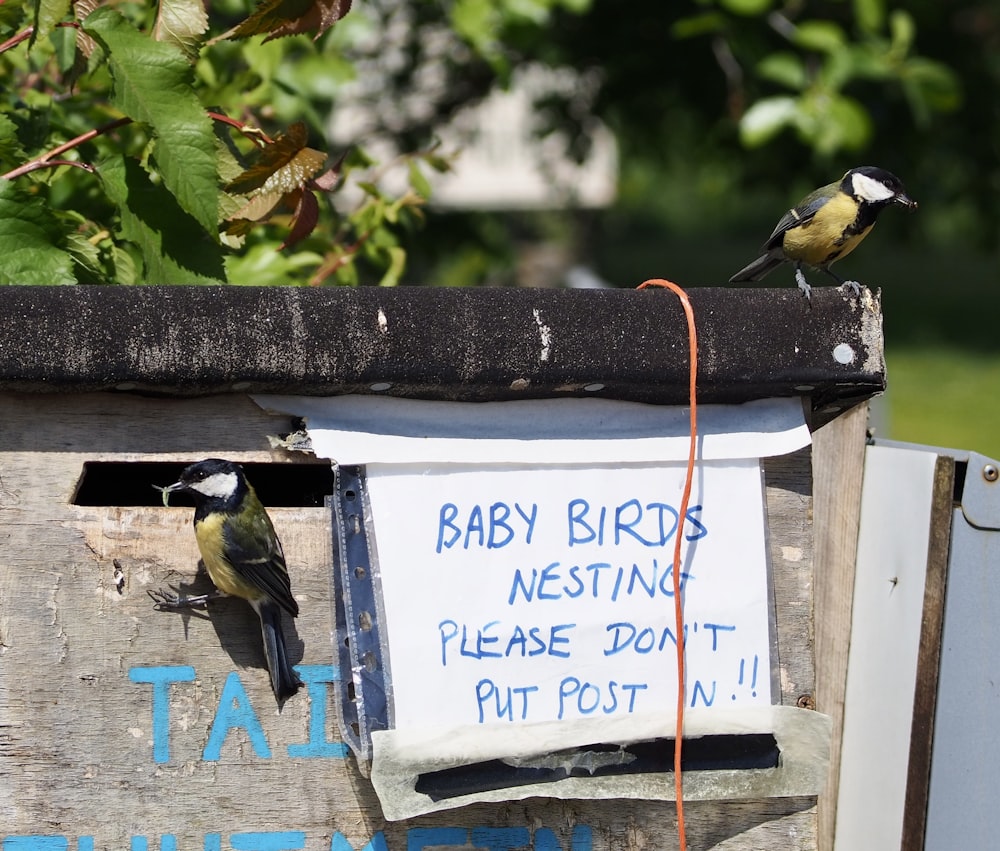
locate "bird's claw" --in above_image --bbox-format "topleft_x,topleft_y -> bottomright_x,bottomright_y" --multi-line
148,586 -> 211,611
839,280 -> 863,297
794,268 -> 812,301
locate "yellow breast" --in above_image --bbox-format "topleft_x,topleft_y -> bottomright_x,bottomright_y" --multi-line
782,193 -> 873,268
194,513 -> 258,600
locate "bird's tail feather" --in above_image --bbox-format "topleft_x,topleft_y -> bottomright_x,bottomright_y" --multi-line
729,253 -> 785,283
257,601 -> 303,702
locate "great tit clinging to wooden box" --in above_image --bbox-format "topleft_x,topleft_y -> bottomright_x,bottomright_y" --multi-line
153,459 -> 303,703
729,166 -> 917,299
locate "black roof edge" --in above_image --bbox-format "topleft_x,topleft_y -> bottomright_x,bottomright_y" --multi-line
0,285 -> 884,428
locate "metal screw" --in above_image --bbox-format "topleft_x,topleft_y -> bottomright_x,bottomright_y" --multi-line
984,465 -> 999,483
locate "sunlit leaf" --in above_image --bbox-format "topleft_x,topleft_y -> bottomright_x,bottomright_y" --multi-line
64,230 -> 105,283
798,92 -> 871,155
719,0 -> 772,16
33,0 -> 70,45
408,160 -> 432,199
83,8 -> 219,235
450,0 -> 499,58
739,96 -> 797,147
225,190 -> 285,226
757,52 -> 807,91
853,0 -> 884,34
153,0 -> 209,60
225,122 -> 326,195
378,245 -> 406,287
889,9 -> 915,57
224,241 -> 323,285
794,20 -> 846,54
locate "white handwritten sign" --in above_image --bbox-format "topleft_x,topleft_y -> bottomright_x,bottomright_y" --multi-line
366,459 -> 772,730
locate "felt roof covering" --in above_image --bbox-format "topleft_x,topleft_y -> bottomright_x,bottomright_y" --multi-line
0,285 -> 883,420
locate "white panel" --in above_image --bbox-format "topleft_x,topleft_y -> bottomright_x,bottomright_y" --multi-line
835,445 -> 938,851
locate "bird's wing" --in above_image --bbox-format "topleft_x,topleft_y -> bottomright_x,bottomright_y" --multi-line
224,511 -> 299,617
762,183 -> 837,251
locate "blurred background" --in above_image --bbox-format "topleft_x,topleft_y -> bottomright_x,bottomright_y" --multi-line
228,0 -> 999,456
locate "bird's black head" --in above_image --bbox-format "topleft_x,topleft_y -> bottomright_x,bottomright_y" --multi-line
841,166 -> 917,210
167,458 -> 249,508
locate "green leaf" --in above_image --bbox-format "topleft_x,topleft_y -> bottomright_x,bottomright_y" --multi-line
224,241 -> 322,285
450,0 -> 501,61
756,52 -> 807,91
408,160 -> 432,200
719,0 -> 772,16
822,43 -> 892,90
64,230 -> 106,283
739,96 -> 797,147
0,179 -> 76,284
901,58 -> 962,125
796,92 -> 871,155
83,8 -> 218,235
153,0 -> 209,60
50,23 -> 78,73
671,12 -> 725,39
378,245 -> 406,287
113,245 -> 139,285
98,155 -> 227,283
0,0 -> 24,36
33,0 -> 71,44
853,0 -> 884,34
0,112 -> 27,169
794,20 -> 846,54
889,9 -> 915,57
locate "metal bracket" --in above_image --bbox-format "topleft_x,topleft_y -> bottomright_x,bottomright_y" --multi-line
331,464 -> 391,762
960,451 -> 1000,531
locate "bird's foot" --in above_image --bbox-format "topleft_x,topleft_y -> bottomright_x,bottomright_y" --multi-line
794,268 -> 812,301
839,280 -> 863,297
148,586 -> 225,611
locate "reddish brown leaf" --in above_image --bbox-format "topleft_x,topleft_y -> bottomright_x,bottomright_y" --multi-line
230,0 -> 350,42
309,149 -> 346,191
225,122 -> 310,195
280,188 -> 319,250
226,188 -> 286,226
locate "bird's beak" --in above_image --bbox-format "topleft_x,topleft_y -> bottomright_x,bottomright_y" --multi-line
895,193 -> 918,209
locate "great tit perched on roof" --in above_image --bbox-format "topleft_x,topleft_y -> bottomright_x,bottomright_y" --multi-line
729,166 -> 917,299
152,459 -> 303,703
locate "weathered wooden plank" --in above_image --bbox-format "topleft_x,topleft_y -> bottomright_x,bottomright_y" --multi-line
900,455 -> 955,849
763,447 -> 814,707
0,392 -> 821,849
810,403 -> 869,851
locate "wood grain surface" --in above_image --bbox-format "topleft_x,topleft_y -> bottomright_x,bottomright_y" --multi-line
0,392 -> 825,850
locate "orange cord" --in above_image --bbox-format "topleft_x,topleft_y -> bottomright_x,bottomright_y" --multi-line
637,278 -> 698,851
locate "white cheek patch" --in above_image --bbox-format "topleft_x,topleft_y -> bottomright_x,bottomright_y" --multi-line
191,471 -> 239,499
852,172 -> 896,203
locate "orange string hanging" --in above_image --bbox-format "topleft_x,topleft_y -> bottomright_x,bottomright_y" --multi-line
636,278 -> 698,851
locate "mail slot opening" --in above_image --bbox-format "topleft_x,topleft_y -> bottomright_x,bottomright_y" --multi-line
72,461 -> 335,507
